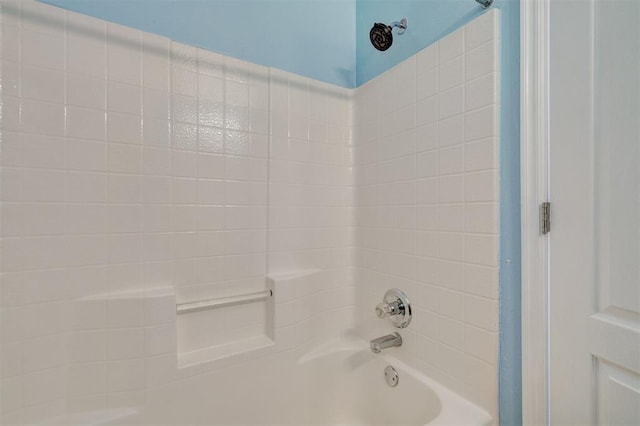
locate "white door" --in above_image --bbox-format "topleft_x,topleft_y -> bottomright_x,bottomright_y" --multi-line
549,0 -> 640,424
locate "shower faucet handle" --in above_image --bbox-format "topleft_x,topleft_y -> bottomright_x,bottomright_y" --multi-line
375,300 -> 404,319
375,289 -> 412,328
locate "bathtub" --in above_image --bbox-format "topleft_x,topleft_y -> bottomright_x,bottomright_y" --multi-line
145,336 -> 494,426
29,284 -> 491,426
39,335 -> 491,426
293,337 -> 493,426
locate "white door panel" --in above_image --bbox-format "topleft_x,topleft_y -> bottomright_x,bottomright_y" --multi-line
597,361 -> 640,426
550,0 -> 640,424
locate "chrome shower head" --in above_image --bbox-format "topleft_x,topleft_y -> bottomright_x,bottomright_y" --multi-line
369,18 -> 407,52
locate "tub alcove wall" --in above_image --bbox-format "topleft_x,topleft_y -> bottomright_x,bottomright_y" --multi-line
0,1 -> 514,424
354,11 -> 501,415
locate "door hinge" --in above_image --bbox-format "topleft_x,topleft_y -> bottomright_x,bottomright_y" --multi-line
540,202 -> 551,235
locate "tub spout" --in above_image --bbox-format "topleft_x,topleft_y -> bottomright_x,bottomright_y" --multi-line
370,332 -> 402,353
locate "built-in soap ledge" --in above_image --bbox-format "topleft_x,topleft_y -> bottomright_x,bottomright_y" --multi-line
178,334 -> 275,369
79,286 -> 175,301
76,287 -> 176,328
176,269 -> 346,369
176,281 -> 276,369
266,269 -> 323,303
268,269 -> 356,350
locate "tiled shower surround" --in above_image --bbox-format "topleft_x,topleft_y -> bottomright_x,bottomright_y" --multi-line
354,12 -> 500,414
0,1 -> 499,423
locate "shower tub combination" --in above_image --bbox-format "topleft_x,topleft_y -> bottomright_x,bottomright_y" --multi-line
94,337 -> 492,426
46,275 -> 493,426
59,276 -> 492,426
0,0 -> 501,424
184,338 -> 492,426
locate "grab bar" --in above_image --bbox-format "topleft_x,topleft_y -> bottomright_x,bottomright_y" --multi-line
176,290 -> 273,315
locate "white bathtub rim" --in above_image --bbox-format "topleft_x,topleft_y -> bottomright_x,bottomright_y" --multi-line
39,407 -> 139,425
298,335 -> 494,426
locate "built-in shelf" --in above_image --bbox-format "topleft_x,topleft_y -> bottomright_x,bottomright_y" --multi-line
178,334 -> 275,369
176,280 -> 276,368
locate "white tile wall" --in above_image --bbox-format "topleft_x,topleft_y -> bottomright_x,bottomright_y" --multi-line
0,1 -> 499,423
267,70 -> 355,318
0,1 -> 354,423
353,9 -> 500,418
163,41 -> 275,357
260,69 -> 357,361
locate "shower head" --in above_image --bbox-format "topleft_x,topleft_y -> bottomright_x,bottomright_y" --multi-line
476,0 -> 493,8
370,18 -> 407,52
370,23 -> 393,51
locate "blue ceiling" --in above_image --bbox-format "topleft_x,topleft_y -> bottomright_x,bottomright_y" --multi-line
40,0 -> 357,87
40,0 -> 515,89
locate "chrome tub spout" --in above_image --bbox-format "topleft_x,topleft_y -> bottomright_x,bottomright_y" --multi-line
370,332 -> 402,353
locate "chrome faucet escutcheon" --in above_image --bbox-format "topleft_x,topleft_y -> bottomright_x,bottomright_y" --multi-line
375,289 -> 412,328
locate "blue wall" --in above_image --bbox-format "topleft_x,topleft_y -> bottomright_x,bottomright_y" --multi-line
40,0 -> 357,88
495,1 -> 522,424
38,1 -> 521,423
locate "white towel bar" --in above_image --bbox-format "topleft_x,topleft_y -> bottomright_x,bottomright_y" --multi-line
176,290 -> 273,314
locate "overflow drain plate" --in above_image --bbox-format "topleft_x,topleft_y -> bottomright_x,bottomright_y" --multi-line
384,365 -> 399,387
